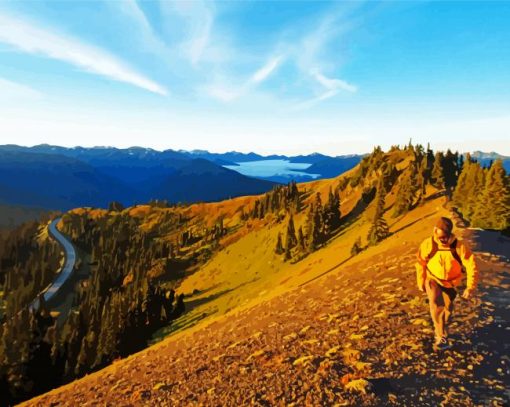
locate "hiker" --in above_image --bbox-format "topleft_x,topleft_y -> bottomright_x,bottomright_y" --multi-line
415,216 -> 479,351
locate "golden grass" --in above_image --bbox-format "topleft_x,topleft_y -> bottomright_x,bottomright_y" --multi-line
167,183 -> 447,342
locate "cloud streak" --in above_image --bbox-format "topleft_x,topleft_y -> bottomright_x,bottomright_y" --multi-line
0,77 -> 42,101
313,71 -> 357,93
250,56 -> 284,84
0,12 -> 167,95
289,7 -> 359,109
206,55 -> 284,102
160,0 -> 215,66
116,0 -> 170,58
291,70 -> 357,111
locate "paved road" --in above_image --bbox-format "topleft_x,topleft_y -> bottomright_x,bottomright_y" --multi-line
29,218 -> 76,312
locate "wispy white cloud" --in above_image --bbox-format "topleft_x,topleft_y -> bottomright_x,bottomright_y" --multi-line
250,55 -> 284,84
160,0 -> 215,66
291,70 -> 357,111
116,0 -> 170,57
206,55 -> 284,102
0,12 -> 167,95
291,8 -> 359,109
205,84 -> 239,103
312,70 -> 357,93
0,77 -> 42,101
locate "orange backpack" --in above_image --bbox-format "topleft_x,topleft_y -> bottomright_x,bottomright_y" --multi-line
425,237 -> 465,273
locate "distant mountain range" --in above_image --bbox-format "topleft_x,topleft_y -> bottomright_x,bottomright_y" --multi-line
179,149 -> 361,166
179,149 -> 364,182
469,151 -> 510,172
0,145 -> 277,210
3,144 -> 503,212
0,145 -> 363,211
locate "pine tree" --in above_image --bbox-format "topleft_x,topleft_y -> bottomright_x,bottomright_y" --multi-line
305,202 -> 321,252
392,164 -> 418,217
285,238 -> 292,260
323,187 -> 341,236
417,156 -> 429,204
351,237 -> 362,256
431,152 -> 445,189
381,161 -> 398,192
452,153 -> 472,211
274,232 -> 284,255
298,226 -> 305,251
285,215 -> 297,249
472,160 -> 510,230
368,179 -> 390,245
464,162 -> 485,220
443,149 -> 459,194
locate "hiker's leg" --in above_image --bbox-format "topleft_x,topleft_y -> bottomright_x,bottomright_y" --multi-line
441,287 -> 457,337
425,278 -> 446,338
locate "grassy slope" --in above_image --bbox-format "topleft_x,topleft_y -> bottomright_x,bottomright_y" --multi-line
152,154 -> 426,341
22,187 -> 510,406
20,152 -> 510,405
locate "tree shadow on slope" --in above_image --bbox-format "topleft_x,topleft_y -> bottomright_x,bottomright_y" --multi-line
468,229 -> 510,261
150,277 -> 260,343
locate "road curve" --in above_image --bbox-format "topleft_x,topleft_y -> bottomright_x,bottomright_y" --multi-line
29,218 -> 76,312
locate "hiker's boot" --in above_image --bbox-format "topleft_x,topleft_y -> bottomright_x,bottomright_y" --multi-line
433,336 -> 451,351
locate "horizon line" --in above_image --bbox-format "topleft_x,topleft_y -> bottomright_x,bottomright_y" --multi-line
1,143 -> 506,159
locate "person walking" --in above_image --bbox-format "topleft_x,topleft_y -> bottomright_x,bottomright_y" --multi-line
415,216 -> 479,351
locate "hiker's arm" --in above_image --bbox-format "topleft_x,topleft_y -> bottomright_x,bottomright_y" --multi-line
460,242 -> 479,291
415,240 -> 428,291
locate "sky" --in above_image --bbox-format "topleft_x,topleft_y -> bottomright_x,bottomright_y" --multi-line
0,0 -> 509,156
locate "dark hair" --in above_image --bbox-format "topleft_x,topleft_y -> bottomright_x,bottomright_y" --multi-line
435,217 -> 453,234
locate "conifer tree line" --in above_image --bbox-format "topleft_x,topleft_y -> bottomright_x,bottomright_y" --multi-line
0,221 -> 60,317
361,143 -> 464,251
275,187 -> 342,260
453,155 -> 510,231
0,211 -> 189,405
0,221 -> 61,404
246,181 -> 301,220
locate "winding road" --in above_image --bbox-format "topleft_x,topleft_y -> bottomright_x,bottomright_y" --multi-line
29,218 -> 76,312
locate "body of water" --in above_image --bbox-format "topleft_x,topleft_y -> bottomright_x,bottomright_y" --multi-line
223,159 -> 320,179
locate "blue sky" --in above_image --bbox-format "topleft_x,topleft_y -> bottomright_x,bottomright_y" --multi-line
0,1 -> 509,155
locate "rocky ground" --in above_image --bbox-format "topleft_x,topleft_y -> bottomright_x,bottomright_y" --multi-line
21,219 -> 510,406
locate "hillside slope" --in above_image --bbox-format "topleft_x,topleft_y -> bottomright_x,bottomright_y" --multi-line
21,196 -> 510,406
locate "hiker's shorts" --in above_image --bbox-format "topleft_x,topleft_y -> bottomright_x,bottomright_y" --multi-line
425,278 -> 457,338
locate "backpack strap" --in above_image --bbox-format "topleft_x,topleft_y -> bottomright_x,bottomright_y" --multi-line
449,239 -> 464,270
425,237 -> 465,272
425,236 -> 438,263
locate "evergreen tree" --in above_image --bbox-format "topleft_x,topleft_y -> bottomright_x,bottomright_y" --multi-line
452,153 -> 472,211
431,152 -> 445,189
472,160 -> 510,230
323,187 -> 341,236
305,202 -> 321,252
350,237 -> 362,256
275,232 -> 284,255
464,162 -> 485,220
297,226 -> 305,251
392,164 -> 418,217
381,161 -> 399,192
285,215 -> 297,249
367,179 -> 390,245
443,149 -> 459,197
284,238 -> 292,260
417,156 -> 429,204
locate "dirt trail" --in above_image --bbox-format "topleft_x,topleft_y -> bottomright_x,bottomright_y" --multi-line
21,220 -> 510,406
